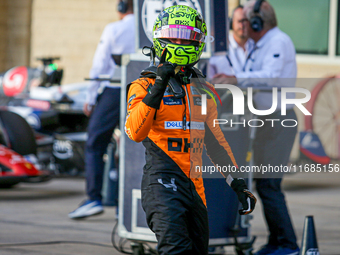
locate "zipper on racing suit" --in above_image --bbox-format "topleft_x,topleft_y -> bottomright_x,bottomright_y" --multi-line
183,84 -> 191,131
182,96 -> 187,131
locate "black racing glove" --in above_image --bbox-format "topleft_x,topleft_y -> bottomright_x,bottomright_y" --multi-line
143,48 -> 177,109
231,178 -> 257,215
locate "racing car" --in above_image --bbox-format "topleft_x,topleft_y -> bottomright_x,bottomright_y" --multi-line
0,58 -> 89,187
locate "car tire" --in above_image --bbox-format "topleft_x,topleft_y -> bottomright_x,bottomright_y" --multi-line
0,110 -> 37,156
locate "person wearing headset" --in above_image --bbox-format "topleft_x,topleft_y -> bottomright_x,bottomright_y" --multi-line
207,5 -> 254,80
211,1 -> 300,255
68,0 -> 135,219
125,5 -> 256,254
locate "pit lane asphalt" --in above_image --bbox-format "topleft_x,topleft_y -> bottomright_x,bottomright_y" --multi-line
0,172 -> 339,255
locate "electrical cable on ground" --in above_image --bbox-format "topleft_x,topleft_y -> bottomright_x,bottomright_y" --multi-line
111,219 -> 157,255
111,219 -> 133,254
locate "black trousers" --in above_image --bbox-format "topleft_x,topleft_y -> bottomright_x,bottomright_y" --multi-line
85,87 -> 120,201
141,166 -> 209,255
253,109 -> 298,249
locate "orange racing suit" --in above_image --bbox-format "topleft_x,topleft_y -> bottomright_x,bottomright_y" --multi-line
125,67 -> 238,206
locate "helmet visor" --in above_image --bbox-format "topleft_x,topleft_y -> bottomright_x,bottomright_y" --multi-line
153,25 -> 206,43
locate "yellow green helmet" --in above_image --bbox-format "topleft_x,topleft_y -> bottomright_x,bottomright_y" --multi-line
152,5 -> 207,66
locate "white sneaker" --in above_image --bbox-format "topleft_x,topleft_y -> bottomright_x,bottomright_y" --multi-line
68,200 -> 104,219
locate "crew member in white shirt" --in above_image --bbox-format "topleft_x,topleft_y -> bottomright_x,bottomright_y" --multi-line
212,1 -> 300,255
208,5 -> 254,80
69,0 -> 135,219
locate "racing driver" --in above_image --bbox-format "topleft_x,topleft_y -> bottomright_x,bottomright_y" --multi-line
125,5 -> 256,254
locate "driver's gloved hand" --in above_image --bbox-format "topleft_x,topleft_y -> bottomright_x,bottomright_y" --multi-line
143,48 -> 177,109
231,178 -> 257,215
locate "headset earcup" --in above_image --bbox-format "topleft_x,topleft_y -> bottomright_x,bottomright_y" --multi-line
229,17 -> 233,30
117,0 -> 128,13
250,16 -> 263,32
251,0 -> 264,32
